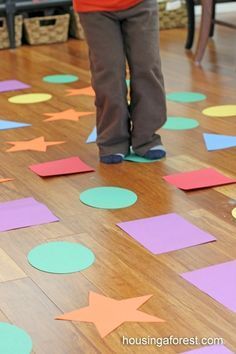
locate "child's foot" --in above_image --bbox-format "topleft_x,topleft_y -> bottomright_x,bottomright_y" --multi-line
143,145 -> 166,160
100,153 -> 125,164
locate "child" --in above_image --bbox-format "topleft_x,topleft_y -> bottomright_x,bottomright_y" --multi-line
74,0 -> 167,163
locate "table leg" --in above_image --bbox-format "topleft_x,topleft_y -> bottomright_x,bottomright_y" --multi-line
194,0 -> 213,64
185,0 -> 195,50
209,0 -> 216,37
6,0 -> 16,49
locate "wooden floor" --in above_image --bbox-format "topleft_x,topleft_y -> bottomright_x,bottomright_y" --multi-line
0,14 -> 236,354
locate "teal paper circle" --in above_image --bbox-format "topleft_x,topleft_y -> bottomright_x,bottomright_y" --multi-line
28,241 -> 95,274
43,74 -> 79,84
125,152 -> 162,163
0,323 -> 32,354
162,117 -> 199,130
166,92 -> 206,103
80,187 -> 137,209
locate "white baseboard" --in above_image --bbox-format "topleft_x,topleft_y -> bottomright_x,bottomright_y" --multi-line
195,2 -> 236,15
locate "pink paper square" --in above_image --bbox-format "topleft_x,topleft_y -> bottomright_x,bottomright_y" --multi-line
29,156 -> 94,177
163,168 -> 236,190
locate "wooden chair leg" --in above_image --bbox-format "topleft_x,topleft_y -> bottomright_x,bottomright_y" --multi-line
194,0 -> 213,64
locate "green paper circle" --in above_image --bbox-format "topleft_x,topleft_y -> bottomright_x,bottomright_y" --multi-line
80,187 -> 137,209
43,74 -> 79,84
166,92 -> 206,103
8,93 -> 52,104
0,323 -> 32,354
162,117 -> 199,130
125,152 -> 162,163
28,241 -> 95,274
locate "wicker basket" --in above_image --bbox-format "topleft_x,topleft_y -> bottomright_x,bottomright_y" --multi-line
23,14 -> 70,45
70,11 -> 85,40
0,16 -> 23,49
159,0 -> 187,30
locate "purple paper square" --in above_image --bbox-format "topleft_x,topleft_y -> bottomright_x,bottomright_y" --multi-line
0,197 -> 59,232
0,197 -> 35,211
117,213 -> 216,254
181,260 -> 236,312
182,345 -> 233,353
0,80 -> 30,93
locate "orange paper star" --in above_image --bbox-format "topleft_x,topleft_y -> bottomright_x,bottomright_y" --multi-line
56,292 -> 164,337
44,109 -> 94,122
0,178 -> 14,183
66,87 -> 95,97
6,137 -> 65,152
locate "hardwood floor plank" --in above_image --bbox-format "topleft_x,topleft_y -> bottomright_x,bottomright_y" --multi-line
0,278 -> 99,354
0,12 -> 235,353
0,248 -> 26,282
0,309 -> 10,322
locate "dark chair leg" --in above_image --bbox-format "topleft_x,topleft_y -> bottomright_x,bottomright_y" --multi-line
209,0 -> 216,37
6,0 -> 16,49
185,0 -> 195,49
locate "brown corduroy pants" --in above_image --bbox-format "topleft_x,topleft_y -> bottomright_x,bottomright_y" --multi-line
79,0 -> 167,156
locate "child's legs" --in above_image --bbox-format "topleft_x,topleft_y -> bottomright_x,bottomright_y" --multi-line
79,12 -> 130,156
122,0 -> 167,155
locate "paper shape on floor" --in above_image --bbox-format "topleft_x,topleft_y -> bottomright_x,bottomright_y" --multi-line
162,117 -> 199,130
28,241 -> 95,274
66,86 -> 95,97
6,136 -> 65,152
44,109 -> 94,122
124,147 -> 163,163
86,127 -> 97,143
125,152 -> 162,163
117,213 -> 216,254
29,157 -> 94,177
0,197 -> 59,232
80,187 -> 137,209
166,91 -> 206,103
0,80 -> 30,93
0,178 -> 14,184
0,119 -> 31,131
182,344 -> 233,353
43,74 -> 79,84
8,93 -> 52,104
56,291 -> 164,338
203,133 -> 236,151
0,322 -> 33,354
202,105 -> 236,117
232,207 -> 236,219
163,168 -> 236,190
181,260 -> 236,312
